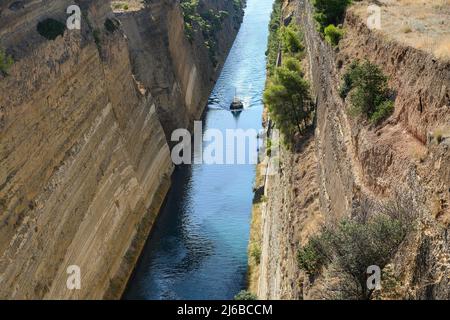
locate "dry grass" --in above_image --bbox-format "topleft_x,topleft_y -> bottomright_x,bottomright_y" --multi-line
247,161 -> 266,295
352,0 -> 450,61
431,194 -> 450,226
400,25 -> 412,33
435,37 -> 450,60
247,202 -> 262,294
432,125 -> 450,144
254,162 -> 266,189
111,0 -> 144,12
409,144 -> 428,163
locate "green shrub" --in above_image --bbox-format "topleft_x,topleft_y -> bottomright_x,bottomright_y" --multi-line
113,2 -> 129,10
280,24 -> 304,54
0,198 -> 6,211
201,9 -> 226,31
283,57 -> 303,74
297,234 -> 331,275
180,0 -> 202,42
266,138 -> 272,156
370,100 -> 394,124
297,203 -> 415,299
349,60 -> 388,116
250,243 -> 262,265
104,18 -> 120,33
0,48 -> 14,76
37,18 -> 66,40
264,1 -> 313,145
180,0 -> 199,19
343,60 -> 394,124
233,0 -> 243,11
184,23 -> 195,41
93,29 -> 101,50
339,60 -> 359,99
264,65 -> 313,143
324,24 -> 344,46
313,0 -> 352,33
179,0 -> 225,65
234,290 -> 257,300
219,10 -> 229,20
266,0 -> 282,75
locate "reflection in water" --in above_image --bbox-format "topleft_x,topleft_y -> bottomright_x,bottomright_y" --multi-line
231,111 -> 243,123
123,0 -> 274,300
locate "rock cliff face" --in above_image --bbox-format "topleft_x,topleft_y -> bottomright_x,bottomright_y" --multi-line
118,0 -> 243,137
255,0 -> 449,299
0,0 -> 242,299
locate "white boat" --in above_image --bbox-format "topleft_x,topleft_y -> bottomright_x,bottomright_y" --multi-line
230,89 -> 244,111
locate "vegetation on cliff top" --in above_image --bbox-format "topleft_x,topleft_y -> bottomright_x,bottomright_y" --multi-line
340,60 -> 394,124
180,0 -> 241,67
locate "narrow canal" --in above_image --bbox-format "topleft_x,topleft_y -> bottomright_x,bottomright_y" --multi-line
123,0 -> 274,300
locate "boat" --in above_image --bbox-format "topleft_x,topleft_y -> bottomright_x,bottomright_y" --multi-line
230,97 -> 244,110
230,89 -> 244,111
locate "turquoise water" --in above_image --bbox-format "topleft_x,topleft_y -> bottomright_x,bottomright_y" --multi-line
123,0 -> 274,300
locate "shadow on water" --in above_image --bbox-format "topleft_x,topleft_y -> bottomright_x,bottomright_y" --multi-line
123,0 -> 275,300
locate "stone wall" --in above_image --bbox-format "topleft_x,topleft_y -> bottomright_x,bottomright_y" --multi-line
255,0 -> 450,300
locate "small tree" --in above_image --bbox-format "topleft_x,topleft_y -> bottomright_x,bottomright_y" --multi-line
339,60 -> 359,99
297,198 -> 416,299
313,0 -> 351,33
264,65 -> 312,142
104,18 -> 120,33
250,243 -> 262,265
266,0 -> 282,75
370,100 -> 394,124
297,233 -> 331,275
283,57 -> 304,75
37,18 -> 66,40
280,24 -> 304,54
324,24 -> 344,46
342,60 -> 394,124
349,60 -> 389,116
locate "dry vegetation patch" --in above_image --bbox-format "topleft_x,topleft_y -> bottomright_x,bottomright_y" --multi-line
352,0 -> 450,60
111,0 -> 145,12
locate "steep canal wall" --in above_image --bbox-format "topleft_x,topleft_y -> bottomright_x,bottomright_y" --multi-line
253,0 -> 450,299
124,0 -> 273,300
0,0 -> 244,299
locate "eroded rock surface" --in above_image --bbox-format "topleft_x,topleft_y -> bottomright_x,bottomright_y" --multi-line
0,0 -> 243,299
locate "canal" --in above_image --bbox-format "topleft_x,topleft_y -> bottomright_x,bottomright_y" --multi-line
123,0 -> 274,300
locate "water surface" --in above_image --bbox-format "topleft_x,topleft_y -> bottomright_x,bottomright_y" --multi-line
123,0 -> 274,300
